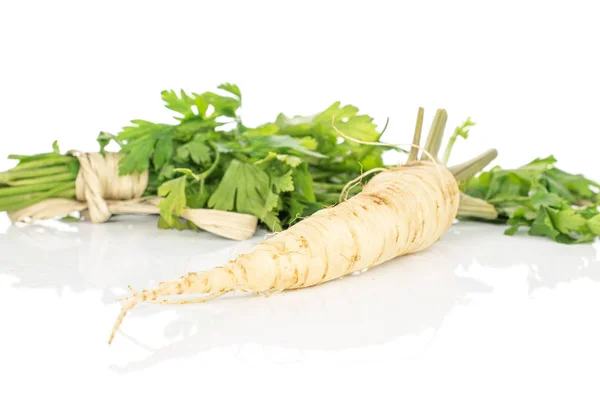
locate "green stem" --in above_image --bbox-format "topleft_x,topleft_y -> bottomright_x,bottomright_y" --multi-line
442,133 -> 458,165
449,149 -> 498,182
457,192 -> 498,220
314,185 -> 361,203
9,153 -> 55,160
14,156 -> 75,170
486,196 -> 531,204
315,192 -> 343,204
0,183 -> 76,212
407,107 -> 424,162
0,165 -> 70,183
0,182 -> 72,198
421,109 -> 448,162
7,172 -> 75,187
312,182 -> 347,191
198,142 -> 221,180
310,171 -> 336,180
232,152 -> 250,162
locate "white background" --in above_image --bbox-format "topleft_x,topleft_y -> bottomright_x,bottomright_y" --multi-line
1,1 -> 600,399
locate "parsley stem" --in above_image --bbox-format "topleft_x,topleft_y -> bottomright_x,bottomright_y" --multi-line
0,165 -> 71,184
310,171 -> 335,180
5,172 -> 76,186
8,153 -> 62,161
407,107 -> 424,162
315,185 -> 361,203
0,182 -> 76,212
232,153 -> 250,162
421,109 -> 448,162
13,156 -> 75,170
457,192 -> 498,219
312,182 -> 347,191
449,149 -> 498,182
0,182 -> 67,197
197,142 -> 221,181
442,131 -> 459,165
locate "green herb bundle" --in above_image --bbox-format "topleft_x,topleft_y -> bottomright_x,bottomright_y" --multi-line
461,156 -> 600,243
0,84 -> 387,232
2,84 -> 599,244
446,122 -> 600,244
0,142 -> 80,211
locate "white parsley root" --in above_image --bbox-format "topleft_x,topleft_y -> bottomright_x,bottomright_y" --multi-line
108,108 -> 497,344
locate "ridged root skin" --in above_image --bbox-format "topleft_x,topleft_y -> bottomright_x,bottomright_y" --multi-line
108,161 -> 459,344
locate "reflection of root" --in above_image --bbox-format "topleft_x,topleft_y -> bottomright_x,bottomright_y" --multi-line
150,290 -> 230,305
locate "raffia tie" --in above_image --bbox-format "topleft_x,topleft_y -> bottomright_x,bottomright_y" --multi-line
8,152 -> 258,241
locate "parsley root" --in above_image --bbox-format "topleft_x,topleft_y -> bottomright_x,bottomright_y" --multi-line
109,161 -> 460,343
108,108 -> 500,344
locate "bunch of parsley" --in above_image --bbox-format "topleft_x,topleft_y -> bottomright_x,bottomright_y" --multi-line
97,84 -> 386,231
460,154 -> 600,243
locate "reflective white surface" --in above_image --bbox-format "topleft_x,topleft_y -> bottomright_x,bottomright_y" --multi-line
1,214 -> 599,398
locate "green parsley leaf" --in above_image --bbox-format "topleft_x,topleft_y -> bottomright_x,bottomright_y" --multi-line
162,89 -> 196,120
208,160 -> 280,229
249,135 -> 327,159
153,135 -> 174,170
157,176 -> 187,226
243,123 -> 279,138
549,208 -> 587,234
313,102 -> 381,142
272,170 -> 294,193
119,136 -> 156,175
187,140 -> 211,165
200,91 -> 240,118
586,214 -> 600,236
529,207 -> 560,240
463,153 -> 600,243
217,83 -> 242,101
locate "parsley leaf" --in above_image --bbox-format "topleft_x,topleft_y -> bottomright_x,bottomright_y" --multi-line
119,136 -> 156,175
77,83 -> 390,233
217,83 -> 242,102
272,170 -> 294,193
162,89 -> 196,120
248,135 -> 327,159
462,155 -> 600,244
208,160 -> 281,230
157,176 -> 187,226
153,135 -> 174,170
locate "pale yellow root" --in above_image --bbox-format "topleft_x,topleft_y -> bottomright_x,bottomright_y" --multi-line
108,267 -> 236,344
108,162 -> 459,344
115,285 -> 138,302
150,290 -> 230,304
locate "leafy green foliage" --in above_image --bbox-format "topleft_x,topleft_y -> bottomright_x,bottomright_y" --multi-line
95,84 -> 387,232
275,101 -> 387,178
208,160 -> 281,229
157,175 -> 187,226
462,156 -> 600,243
217,83 -> 242,101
